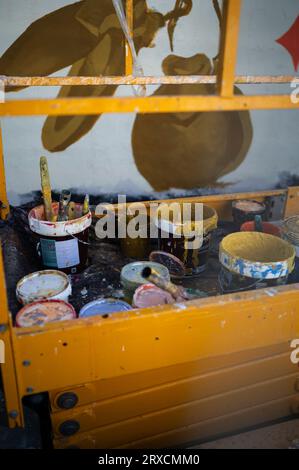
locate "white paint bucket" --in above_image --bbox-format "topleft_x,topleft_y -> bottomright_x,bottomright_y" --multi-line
29,203 -> 92,274
16,270 -> 72,305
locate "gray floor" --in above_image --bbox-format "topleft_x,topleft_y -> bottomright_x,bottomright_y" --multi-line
191,419 -> 299,449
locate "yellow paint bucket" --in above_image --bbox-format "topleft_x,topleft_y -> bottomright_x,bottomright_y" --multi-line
219,232 -> 295,293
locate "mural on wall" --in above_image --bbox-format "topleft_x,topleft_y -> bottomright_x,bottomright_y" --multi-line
276,14 -> 299,71
0,0 -> 254,191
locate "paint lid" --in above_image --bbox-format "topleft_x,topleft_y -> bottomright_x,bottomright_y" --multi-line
16,270 -> 72,305
133,284 -> 175,309
79,299 -> 132,318
149,251 -> 185,279
219,232 -> 295,279
16,300 -> 76,328
232,200 -> 266,214
121,261 -> 170,293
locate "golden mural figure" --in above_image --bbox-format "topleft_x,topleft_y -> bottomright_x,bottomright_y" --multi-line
132,54 -> 253,191
0,0 -> 252,191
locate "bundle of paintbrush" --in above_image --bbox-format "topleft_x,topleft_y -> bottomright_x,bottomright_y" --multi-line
40,156 -> 90,222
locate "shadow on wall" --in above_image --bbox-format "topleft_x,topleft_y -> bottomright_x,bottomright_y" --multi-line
0,0 -> 253,191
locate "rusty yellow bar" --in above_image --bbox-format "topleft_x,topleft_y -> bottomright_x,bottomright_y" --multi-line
0,94 -> 298,117
218,0 -> 242,97
0,122 -> 9,219
0,75 -> 297,86
125,0 -> 134,76
0,249 -> 23,427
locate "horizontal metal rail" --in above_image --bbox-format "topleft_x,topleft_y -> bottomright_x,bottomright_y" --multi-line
0,94 -> 297,117
0,75 -> 296,87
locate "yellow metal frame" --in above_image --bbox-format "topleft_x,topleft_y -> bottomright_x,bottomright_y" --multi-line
0,0 -> 299,447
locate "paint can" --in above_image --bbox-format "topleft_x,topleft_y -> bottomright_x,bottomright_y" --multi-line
79,299 -> 132,318
29,202 -> 92,274
119,213 -> 151,259
232,200 -> 266,228
16,270 -> 71,305
133,283 -> 175,309
16,299 -> 76,328
281,216 -> 299,257
241,221 -> 281,237
120,261 -> 170,300
154,204 -> 218,276
219,232 -> 295,293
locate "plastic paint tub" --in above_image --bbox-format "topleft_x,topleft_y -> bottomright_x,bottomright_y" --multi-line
241,221 -> 281,237
79,299 -> 132,318
16,270 -> 72,305
232,200 -> 266,228
155,204 -> 218,276
29,202 -> 92,274
281,216 -> 299,257
219,232 -> 295,292
16,299 -> 76,328
133,284 -> 175,309
121,261 -> 170,299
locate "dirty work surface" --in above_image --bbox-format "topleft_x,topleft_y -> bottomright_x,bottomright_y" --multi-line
1,202 -> 299,449
0,202 -> 241,320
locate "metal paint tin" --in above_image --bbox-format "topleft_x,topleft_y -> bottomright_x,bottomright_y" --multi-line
241,221 -> 281,237
232,199 -> 266,228
16,299 -> 76,328
120,261 -> 170,299
281,216 -> 299,257
218,232 -> 295,294
29,202 -> 92,274
133,284 -> 175,309
16,270 -> 72,305
154,204 -> 218,276
79,299 -> 132,318
219,232 -> 295,281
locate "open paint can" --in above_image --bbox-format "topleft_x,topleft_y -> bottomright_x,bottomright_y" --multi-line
154,203 -> 217,276
121,261 -> 170,300
281,216 -> 299,257
16,269 -> 71,305
29,202 -> 92,274
16,299 -> 76,327
232,200 -> 266,228
79,299 -> 132,318
219,232 -> 295,293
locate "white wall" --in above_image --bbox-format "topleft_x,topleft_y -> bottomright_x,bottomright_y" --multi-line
0,0 -> 298,204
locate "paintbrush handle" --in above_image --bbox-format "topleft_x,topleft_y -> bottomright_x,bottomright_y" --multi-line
40,156 -> 54,222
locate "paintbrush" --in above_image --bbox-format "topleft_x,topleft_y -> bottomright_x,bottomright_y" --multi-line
40,156 -> 54,222
68,201 -> 76,220
57,190 -> 71,221
141,266 -> 188,301
83,194 -> 90,215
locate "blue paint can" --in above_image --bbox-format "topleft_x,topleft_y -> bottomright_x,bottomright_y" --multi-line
79,299 -> 132,318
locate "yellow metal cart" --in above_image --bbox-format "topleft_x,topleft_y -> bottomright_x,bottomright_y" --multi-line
0,0 -> 299,448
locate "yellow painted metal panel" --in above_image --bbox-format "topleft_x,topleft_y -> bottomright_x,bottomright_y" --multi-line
0,94 -> 298,117
50,347 -> 294,411
12,284 -> 299,397
51,365 -> 299,437
54,395 -> 299,449
218,0 -> 242,97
